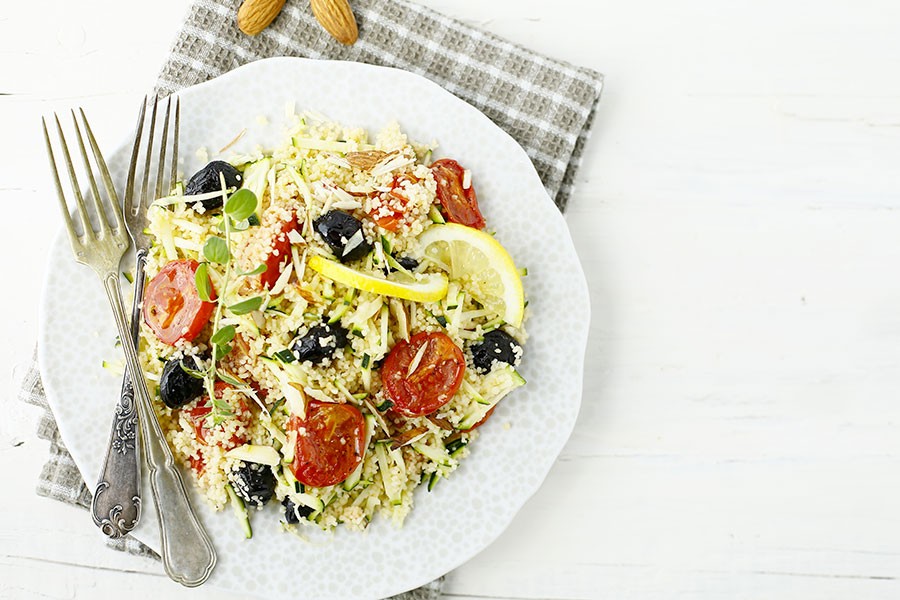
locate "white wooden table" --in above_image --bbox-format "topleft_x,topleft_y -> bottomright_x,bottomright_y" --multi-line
3,1 -> 900,598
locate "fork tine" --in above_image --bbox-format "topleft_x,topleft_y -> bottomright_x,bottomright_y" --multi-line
43,117 -> 80,244
155,96 -> 172,200
79,107 -> 125,232
170,96 -> 180,193
125,96 -> 148,218
54,113 -> 94,239
70,110 -> 110,237
140,95 -> 159,211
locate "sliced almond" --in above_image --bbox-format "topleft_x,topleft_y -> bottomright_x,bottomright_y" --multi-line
391,426 -> 429,450
426,415 -> 453,431
346,150 -> 389,170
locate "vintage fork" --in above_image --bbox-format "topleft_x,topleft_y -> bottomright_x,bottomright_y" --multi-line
89,95 -> 180,541
43,105 -> 216,587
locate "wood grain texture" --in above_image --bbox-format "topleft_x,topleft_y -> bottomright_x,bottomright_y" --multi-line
2,0 -> 900,598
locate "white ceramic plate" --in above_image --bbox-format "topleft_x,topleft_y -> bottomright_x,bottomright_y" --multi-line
38,57 -> 589,600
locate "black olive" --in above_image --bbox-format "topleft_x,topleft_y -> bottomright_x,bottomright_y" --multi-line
314,210 -> 372,263
159,358 -> 205,409
395,256 -> 419,271
291,322 -> 350,364
283,497 -> 314,524
184,160 -> 242,210
229,462 -> 275,507
470,329 -> 523,373
383,255 -> 419,275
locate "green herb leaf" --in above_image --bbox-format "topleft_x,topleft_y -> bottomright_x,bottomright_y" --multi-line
224,188 -> 258,222
195,262 -> 213,302
179,360 -> 206,380
248,213 -> 260,226
228,296 -> 264,315
214,343 -> 232,362
237,264 -> 267,277
210,325 -> 236,346
203,236 -> 230,265
213,398 -> 234,415
361,353 -> 370,369
217,372 -> 243,386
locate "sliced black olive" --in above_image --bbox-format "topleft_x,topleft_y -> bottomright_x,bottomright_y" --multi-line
184,160 -> 242,210
394,256 -> 419,271
282,497 -> 314,523
470,329 -> 523,373
291,322 -> 350,364
229,462 -> 275,507
158,358 -> 205,409
314,210 -> 372,263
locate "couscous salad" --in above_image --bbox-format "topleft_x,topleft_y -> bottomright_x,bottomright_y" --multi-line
134,113 -> 527,536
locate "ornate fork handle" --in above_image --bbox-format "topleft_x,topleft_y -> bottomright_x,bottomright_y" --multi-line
90,249 -> 146,538
100,266 -> 216,587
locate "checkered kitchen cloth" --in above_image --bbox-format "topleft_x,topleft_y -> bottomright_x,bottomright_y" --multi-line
22,0 -> 603,596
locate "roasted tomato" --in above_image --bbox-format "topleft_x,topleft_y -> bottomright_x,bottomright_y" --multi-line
431,158 -> 485,230
288,401 -> 366,488
261,214 -> 300,289
381,331 -> 466,417
469,406 -> 496,430
370,174 -> 417,232
184,382 -> 250,447
143,259 -> 215,345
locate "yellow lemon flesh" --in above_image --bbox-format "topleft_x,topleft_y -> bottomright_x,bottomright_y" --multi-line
308,255 -> 448,303
417,223 -> 525,327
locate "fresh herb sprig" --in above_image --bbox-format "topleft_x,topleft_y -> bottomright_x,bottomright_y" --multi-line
192,180 -> 268,426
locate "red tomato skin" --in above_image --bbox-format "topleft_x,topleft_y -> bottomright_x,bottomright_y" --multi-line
469,406 -> 496,430
261,214 -> 300,289
184,382 -> 248,448
430,158 -> 486,230
368,175 -> 415,232
381,332 -> 466,417
143,259 -> 215,345
288,401 -> 366,488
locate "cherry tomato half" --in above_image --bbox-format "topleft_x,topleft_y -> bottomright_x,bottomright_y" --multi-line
381,331 -> 466,417
261,214 -> 300,289
288,401 -> 366,488
370,174 -> 417,232
184,382 -> 250,447
431,158 -> 485,230
143,259 -> 215,345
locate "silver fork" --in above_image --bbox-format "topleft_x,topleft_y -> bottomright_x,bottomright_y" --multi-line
88,95 -> 178,542
43,105 -> 216,587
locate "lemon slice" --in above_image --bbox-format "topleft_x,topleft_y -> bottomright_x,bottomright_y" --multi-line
418,224 -> 525,327
308,255 -> 448,302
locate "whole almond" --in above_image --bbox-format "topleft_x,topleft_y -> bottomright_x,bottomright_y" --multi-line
310,0 -> 359,45
237,0 -> 286,36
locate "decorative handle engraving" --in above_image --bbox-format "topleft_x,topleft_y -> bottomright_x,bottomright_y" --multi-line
91,251 -> 146,538
96,248 -> 216,586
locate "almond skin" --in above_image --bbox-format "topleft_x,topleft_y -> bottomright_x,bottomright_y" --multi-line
237,0 -> 286,36
345,150 -> 389,170
310,0 -> 359,45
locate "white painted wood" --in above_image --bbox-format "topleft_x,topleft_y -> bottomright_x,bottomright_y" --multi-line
3,0 -> 900,598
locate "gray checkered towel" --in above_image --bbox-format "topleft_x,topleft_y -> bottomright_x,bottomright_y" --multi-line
22,0 -> 603,596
